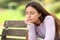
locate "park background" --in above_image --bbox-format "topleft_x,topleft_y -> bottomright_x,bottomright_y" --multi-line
0,0 -> 60,40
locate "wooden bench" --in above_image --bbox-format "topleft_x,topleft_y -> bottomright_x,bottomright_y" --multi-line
1,20 -> 27,40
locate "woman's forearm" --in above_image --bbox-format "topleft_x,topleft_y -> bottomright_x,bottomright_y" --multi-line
27,24 -> 37,40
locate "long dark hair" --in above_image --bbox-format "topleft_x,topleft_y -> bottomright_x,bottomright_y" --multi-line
25,1 -> 60,40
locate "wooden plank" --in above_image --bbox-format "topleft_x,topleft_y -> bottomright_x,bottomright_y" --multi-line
2,38 -> 25,40
4,21 -> 27,28
7,27 -> 27,30
6,36 -> 26,39
2,29 -> 27,36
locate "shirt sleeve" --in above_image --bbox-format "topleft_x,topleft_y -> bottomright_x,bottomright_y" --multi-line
27,23 -> 37,40
44,16 -> 55,40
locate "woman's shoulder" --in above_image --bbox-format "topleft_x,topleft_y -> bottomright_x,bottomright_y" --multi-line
43,15 -> 55,23
44,15 -> 54,21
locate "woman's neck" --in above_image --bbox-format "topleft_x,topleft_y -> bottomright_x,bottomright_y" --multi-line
34,19 -> 41,26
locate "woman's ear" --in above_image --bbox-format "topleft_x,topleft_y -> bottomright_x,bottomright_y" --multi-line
38,13 -> 41,17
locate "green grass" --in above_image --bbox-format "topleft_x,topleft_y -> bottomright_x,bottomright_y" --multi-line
0,9 -> 25,24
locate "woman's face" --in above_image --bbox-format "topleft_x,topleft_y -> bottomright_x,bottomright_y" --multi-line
25,6 -> 41,23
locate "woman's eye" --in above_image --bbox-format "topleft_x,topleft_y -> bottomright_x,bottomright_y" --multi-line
30,12 -> 34,15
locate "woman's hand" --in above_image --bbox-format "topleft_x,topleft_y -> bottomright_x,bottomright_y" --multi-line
25,18 -> 33,25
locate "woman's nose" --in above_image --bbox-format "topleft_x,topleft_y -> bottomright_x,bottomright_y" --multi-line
27,14 -> 31,18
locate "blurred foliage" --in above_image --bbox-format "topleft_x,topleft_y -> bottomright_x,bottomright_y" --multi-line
0,4 -> 25,23
45,0 -> 53,4
17,4 -> 25,16
8,2 -> 18,9
0,2 -> 18,9
0,0 -> 30,8
0,9 -> 24,23
45,2 -> 60,13
45,0 -> 60,4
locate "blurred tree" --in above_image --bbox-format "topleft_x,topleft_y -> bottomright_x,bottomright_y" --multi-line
8,2 -> 17,9
0,0 -> 5,3
45,2 -> 60,14
0,0 -> 31,8
44,0 -> 54,4
44,0 -> 60,4
54,0 -> 60,2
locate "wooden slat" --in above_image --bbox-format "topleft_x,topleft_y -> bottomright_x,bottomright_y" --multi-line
4,20 -> 27,28
8,27 -> 27,30
2,29 -> 27,36
6,36 -> 26,39
2,38 -> 25,40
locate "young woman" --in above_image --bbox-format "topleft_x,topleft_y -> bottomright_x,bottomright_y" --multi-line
25,1 -> 59,40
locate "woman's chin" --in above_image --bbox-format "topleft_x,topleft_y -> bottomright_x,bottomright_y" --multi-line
28,21 -> 34,23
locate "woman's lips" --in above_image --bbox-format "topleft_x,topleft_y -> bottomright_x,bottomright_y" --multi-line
28,19 -> 32,21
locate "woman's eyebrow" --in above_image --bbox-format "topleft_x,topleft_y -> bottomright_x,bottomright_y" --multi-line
25,11 -> 34,13
30,11 -> 34,12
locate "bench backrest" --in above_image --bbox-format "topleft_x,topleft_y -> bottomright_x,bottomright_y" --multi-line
1,20 -> 27,40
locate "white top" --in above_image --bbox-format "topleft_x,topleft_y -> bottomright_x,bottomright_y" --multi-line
27,15 -> 55,40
